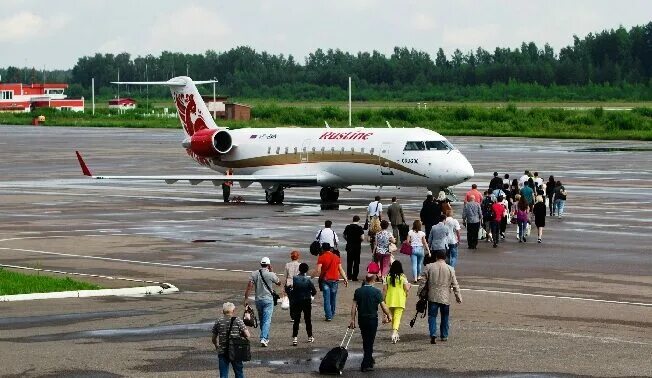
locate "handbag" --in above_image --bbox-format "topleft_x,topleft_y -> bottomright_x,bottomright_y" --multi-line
281,296 -> 290,310
242,304 -> 258,328
259,269 -> 280,306
400,241 -> 413,256
364,202 -> 380,230
310,230 -> 323,256
226,317 -> 251,362
388,242 -> 397,254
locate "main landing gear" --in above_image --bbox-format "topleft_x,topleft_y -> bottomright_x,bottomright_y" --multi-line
265,188 -> 285,204
320,187 -> 340,202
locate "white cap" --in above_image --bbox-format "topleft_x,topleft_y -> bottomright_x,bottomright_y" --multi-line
427,190 -> 433,196
260,257 -> 271,265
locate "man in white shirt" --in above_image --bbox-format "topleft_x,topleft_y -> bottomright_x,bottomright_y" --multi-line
367,195 -> 383,221
444,210 -> 461,268
316,220 -> 339,251
533,172 -> 544,189
518,170 -> 531,189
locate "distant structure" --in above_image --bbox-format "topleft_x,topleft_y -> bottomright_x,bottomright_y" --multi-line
0,83 -> 84,112
225,102 -> 251,120
201,95 -> 251,120
108,98 -> 137,110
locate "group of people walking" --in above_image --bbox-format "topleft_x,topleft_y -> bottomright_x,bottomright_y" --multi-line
463,171 -> 567,247
213,175 -> 566,376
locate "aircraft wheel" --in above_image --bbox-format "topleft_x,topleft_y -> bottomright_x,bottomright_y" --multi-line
266,189 -> 285,204
320,187 -> 339,202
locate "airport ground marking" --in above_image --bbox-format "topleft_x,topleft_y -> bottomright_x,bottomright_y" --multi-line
2,245 -> 651,308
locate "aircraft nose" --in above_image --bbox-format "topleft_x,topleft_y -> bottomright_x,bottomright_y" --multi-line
457,155 -> 474,182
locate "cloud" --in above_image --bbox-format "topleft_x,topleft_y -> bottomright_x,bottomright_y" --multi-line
98,38 -> 128,54
147,5 -> 231,52
413,14 -> 436,31
0,11 -> 44,42
0,11 -> 69,43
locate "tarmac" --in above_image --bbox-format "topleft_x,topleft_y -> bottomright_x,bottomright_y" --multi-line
0,125 -> 650,377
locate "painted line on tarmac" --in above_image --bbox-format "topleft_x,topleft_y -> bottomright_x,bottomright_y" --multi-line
3,245 -> 652,308
461,288 -> 652,308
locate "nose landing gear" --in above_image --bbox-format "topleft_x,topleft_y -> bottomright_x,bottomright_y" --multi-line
320,187 -> 340,202
265,188 -> 285,204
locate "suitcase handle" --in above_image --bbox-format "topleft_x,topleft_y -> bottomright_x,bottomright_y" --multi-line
340,327 -> 355,349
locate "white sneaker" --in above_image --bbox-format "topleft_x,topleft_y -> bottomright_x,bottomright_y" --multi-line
292,337 -> 298,346
307,336 -> 315,343
391,331 -> 399,344
260,339 -> 269,347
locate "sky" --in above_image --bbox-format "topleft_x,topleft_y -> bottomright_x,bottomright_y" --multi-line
1,0 -> 651,70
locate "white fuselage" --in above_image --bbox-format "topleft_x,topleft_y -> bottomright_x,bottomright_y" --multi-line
197,126 -> 474,189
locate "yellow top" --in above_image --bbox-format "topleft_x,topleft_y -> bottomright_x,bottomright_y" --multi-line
384,274 -> 408,308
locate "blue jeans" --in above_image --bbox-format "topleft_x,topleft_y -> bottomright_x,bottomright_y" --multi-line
321,280 -> 338,320
218,354 -> 244,378
518,221 -> 528,240
428,301 -> 450,338
555,199 -> 566,217
410,246 -> 425,280
447,243 -> 458,267
256,298 -> 274,341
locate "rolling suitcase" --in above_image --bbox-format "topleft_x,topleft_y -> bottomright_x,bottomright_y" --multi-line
319,327 -> 355,375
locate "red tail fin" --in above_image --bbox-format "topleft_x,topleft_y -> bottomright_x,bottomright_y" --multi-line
75,151 -> 93,176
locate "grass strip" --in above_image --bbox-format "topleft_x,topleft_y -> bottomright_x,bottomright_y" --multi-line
0,268 -> 102,296
1,104 -> 651,140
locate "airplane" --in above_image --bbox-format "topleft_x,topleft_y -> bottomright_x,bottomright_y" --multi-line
75,76 -> 474,204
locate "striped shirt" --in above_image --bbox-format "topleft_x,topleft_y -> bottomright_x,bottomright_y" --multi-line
212,316 -> 247,354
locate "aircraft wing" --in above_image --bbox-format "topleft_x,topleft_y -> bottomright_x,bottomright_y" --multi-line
75,151 -> 318,187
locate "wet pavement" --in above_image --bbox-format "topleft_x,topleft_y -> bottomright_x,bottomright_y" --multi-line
0,126 -> 651,377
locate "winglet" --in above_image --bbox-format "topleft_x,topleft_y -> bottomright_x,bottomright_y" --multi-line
75,151 -> 93,176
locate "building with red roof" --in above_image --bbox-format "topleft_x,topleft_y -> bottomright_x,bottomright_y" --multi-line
0,83 -> 84,112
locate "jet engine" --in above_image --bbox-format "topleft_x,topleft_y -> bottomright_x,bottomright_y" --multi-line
183,129 -> 234,157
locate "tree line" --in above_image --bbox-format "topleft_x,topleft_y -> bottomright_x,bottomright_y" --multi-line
1,22 -> 652,101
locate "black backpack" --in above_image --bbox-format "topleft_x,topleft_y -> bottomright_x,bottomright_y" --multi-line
482,198 -> 495,219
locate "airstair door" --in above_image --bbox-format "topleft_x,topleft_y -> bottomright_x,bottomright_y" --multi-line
379,142 -> 394,176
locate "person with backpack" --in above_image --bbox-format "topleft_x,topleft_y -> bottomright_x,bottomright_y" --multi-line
349,262 -> 392,372
290,263 -> 317,346
489,171 -> 503,192
481,191 -> 495,243
212,302 -> 251,378
243,257 -> 281,347
315,220 -> 339,251
554,180 -> 568,218
316,243 -> 348,321
367,195 -> 383,223
520,180 -> 535,211
382,260 -> 411,344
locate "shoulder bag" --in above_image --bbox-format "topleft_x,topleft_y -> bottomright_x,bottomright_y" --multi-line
225,317 -> 251,362
310,230 -> 323,256
259,269 -> 280,306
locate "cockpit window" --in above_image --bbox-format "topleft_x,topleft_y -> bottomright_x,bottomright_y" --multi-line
425,140 -> 456,150
425,141 -> 448,150
404,141 -> 426,151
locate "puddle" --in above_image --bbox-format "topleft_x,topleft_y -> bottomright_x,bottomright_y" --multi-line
573,147 -> 652,153
192,239 -> 217,243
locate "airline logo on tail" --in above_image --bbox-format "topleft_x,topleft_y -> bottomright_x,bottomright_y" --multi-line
174,93 -> 209,136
